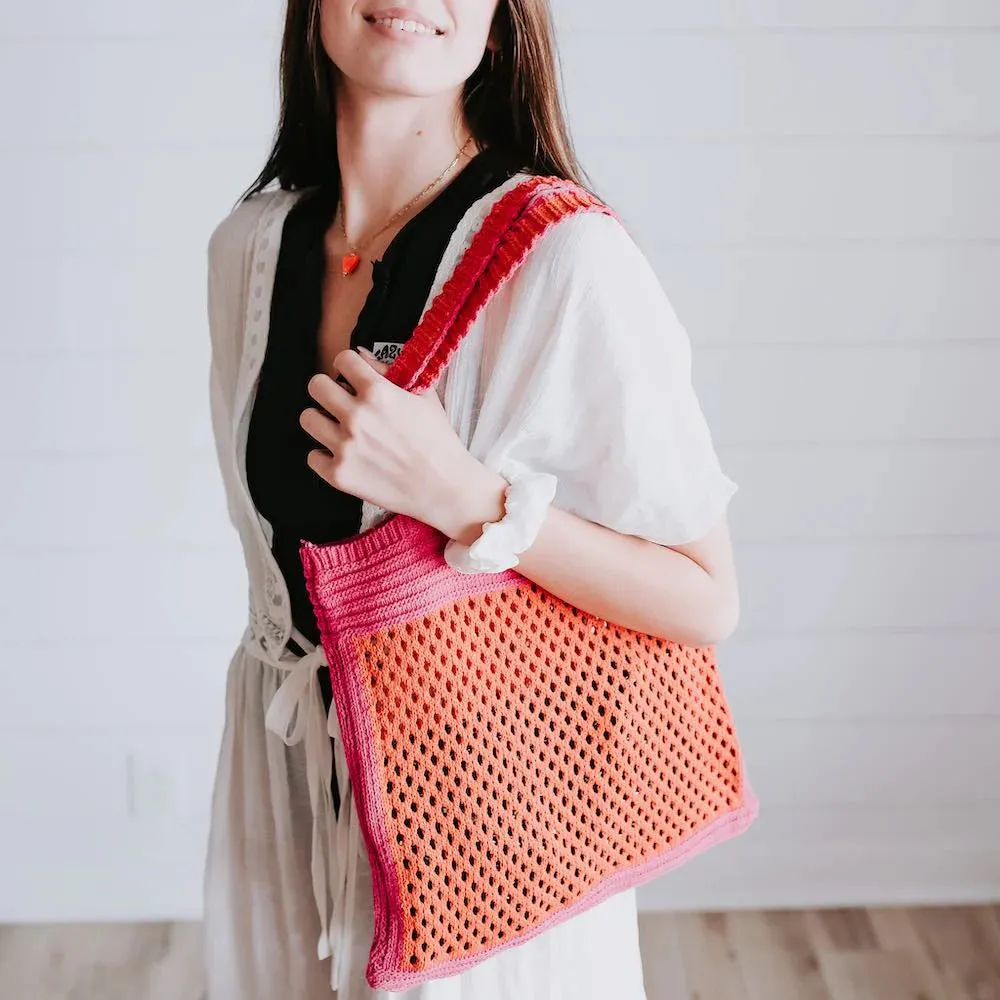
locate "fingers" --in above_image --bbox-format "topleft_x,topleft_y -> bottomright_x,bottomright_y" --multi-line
333,348 -> 383,394
306,371 -> 356,422
357,346 -> 391,377
306,446 -> 357,494
300,403 -> 346,452
306,447 -> 340,483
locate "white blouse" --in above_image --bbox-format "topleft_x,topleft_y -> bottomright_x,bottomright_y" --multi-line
204,174 -> 736,1000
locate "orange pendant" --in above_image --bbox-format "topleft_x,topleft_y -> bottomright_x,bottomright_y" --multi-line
341,252 -> 361,277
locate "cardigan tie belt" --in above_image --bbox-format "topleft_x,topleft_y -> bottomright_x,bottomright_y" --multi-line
242,625 -> 361,993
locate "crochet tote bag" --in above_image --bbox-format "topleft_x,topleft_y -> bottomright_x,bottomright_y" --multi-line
300,176 -> 758,990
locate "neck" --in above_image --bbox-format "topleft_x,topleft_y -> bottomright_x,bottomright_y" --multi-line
334,84 -> 475,247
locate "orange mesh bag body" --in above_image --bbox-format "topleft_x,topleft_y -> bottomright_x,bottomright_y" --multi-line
300,178 -> 758,990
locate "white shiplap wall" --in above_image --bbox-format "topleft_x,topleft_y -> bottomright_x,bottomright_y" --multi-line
1,0 -> 998,922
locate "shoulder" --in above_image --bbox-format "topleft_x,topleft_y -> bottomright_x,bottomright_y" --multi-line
492,185 -> 692,368
535,195 -> 652,288
207,187 -> 301,276
511,187 -> 674,323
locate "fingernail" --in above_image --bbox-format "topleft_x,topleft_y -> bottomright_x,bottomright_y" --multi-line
357,346 -> 375,359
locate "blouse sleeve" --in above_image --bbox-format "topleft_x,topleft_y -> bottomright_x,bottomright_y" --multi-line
464,210 -> 736,548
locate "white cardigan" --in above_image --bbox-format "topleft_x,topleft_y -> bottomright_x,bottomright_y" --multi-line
205,175 -> 736,997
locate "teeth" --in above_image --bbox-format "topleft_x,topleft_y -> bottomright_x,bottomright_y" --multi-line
372,15 -> 437,34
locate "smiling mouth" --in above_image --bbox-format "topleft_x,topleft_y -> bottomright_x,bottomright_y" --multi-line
363,14 -> 444,36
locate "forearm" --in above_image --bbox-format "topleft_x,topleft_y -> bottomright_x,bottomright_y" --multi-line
518,505 -> 738,646
435,468 -> 740,647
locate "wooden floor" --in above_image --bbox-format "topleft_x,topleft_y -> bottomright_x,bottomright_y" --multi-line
1,907 -> 998,999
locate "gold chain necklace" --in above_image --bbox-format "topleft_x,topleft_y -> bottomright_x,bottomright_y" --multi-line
336,137 -> 474,277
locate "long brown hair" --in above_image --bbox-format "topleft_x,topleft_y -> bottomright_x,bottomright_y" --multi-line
242,0 -> 585,200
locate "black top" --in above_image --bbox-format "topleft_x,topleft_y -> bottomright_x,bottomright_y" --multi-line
245,150 -> 520,646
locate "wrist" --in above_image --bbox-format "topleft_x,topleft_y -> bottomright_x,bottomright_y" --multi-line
433,463 -> 507,545
443,468 -> 558,575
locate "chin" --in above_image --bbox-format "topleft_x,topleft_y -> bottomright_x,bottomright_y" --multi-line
344,52 -> 477,101
363,61 -> 458,97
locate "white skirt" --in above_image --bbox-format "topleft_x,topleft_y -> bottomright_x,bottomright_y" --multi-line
203,645 -> 649,1000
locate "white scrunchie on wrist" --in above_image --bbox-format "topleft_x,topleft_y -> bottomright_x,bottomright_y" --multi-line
444,470 -> 558,575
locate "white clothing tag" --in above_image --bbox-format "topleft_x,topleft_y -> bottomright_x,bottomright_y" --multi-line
371,341 -> 404,363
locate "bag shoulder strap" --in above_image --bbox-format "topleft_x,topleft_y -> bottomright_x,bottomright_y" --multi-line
386,176 -> 614,393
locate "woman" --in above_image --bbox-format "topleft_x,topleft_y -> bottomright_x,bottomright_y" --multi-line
205,0 -> 740,997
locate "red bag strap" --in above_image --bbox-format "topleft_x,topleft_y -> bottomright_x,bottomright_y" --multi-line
385,175 -> 614,393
